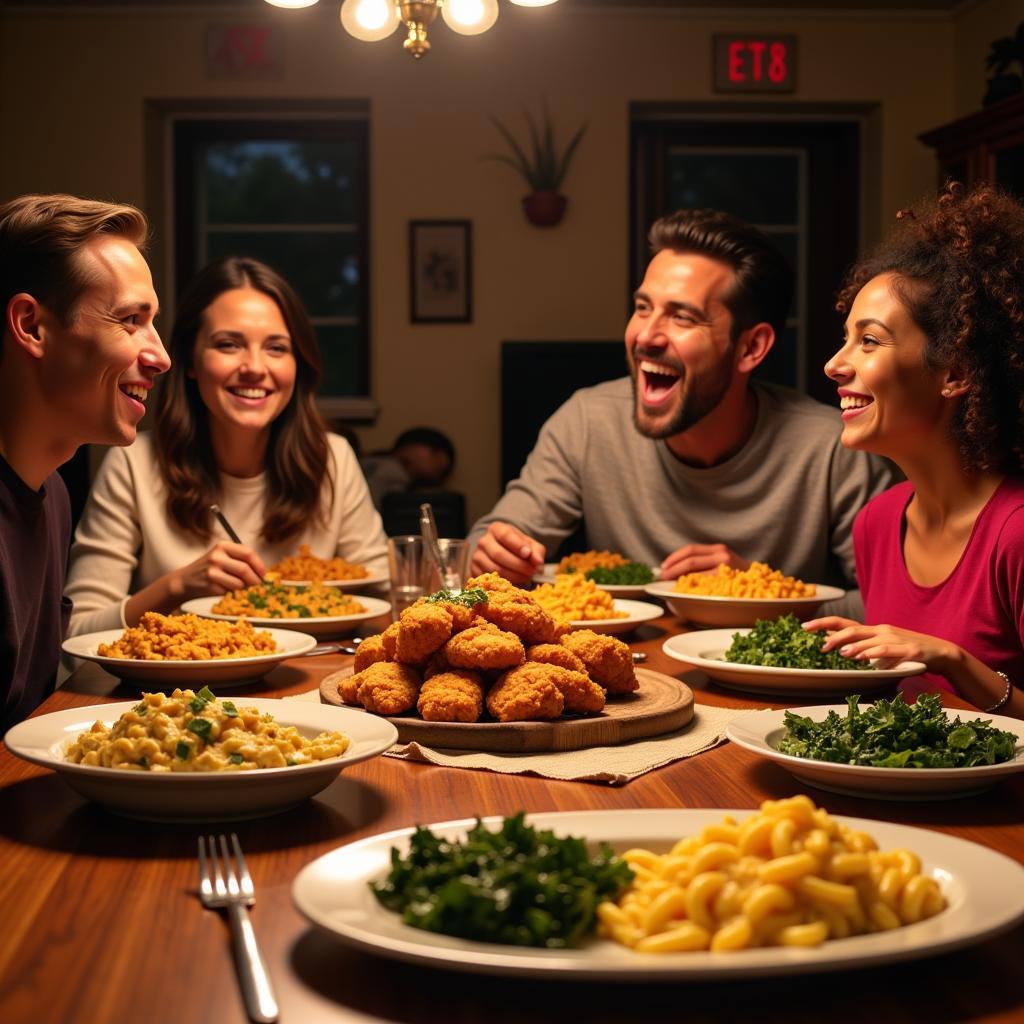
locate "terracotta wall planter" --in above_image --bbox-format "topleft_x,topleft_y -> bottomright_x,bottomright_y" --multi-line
522,190 -> 568,227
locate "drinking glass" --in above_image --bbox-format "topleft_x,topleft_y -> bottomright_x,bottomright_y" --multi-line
425,538 -> 471,594
387,535 -> 425,621
387,536 -> 472,621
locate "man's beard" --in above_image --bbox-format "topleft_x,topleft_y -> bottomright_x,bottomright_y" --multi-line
629,356 -> 733,440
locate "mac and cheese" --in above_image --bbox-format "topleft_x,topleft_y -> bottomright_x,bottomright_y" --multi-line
673,562 -> 816,599
598,795 -> 945,952
268,544 -> 369,582
65,688 -> 350,771
531,574 -> 626,621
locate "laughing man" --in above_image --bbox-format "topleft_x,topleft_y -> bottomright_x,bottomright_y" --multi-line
468,209 -> 894,604
0,194 -> 170,730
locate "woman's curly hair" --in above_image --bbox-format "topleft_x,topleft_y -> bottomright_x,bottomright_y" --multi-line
836,182 -> 1024,474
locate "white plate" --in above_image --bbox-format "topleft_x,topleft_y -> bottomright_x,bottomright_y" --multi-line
533,563 -> 657,599
181,595 -> 392,640
644,581 -> 846,627
727,705 -> 1024,800
3,698 -> 398,822
278,569 -> 390,591
662,629 -> 926,696
292,808 -> 1024,980
566,599 -> 664,636
62,627 -> 318,688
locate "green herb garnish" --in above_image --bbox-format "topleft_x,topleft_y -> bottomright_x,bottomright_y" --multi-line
777,693 -> 1019,768
175,740 -> 192,761
189,685 -> 217,713
285,756 -> 297,766
137,755 -> 148,768
132,702 -> 148,715
229,753 -> 244,765
187,718 -> 213,742
425,587 -> 488,608
724,614 -> 874,671
370,812 -> 633,949
222,700 -> 238,718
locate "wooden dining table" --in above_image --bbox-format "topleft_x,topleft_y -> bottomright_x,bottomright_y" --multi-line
1,614 -> 1022,1024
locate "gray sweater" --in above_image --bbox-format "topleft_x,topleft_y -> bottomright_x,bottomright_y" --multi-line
469,378 -> 895,598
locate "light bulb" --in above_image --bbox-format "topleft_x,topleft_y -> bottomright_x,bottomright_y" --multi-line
441,0 -> 499,36
507,0 -> 559,6
263,0 -> 320,8
340,0 -> 401,41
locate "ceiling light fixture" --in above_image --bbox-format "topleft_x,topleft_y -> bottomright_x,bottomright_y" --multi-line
267,0 -> 558,59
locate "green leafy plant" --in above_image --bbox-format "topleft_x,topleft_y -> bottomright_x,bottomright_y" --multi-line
984,22 -> 1024,105
485,100 -> 587,194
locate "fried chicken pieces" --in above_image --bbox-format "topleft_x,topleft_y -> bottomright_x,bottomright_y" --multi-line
339,574 -> 638,724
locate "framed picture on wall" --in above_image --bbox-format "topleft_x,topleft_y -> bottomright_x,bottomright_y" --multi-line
409,219 -> 472,324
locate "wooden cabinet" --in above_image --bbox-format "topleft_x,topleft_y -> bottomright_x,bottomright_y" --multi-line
919,92 -> 1024,196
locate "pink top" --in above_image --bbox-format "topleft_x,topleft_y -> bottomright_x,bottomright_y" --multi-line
854,478 -> 1024,702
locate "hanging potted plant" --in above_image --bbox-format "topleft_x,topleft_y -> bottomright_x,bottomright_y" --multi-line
485,101 -> 587,227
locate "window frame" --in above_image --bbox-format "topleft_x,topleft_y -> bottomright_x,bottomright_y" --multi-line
146,98 -> 375,420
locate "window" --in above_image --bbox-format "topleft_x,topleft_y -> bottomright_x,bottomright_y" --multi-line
172,112 -> 370,409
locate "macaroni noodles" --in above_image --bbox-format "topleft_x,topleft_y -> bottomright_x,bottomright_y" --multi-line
673,562 -> 816,599
531,574 -> 626,621
557,550 -> 632,575
598,795 -> 945,952
65,687 -> 350,771
268,544 -> 369,581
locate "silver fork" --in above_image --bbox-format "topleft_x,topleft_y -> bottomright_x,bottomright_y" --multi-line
198,833 -> 279,1023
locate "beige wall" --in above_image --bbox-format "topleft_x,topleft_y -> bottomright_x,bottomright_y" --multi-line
1,3 -> 964,526
954,0 -> 1024,116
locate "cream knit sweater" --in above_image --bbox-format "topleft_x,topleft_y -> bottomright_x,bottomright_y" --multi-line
65,431 -> 388,636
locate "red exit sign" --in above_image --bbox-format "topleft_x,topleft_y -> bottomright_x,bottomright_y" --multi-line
713,34 -> 797,93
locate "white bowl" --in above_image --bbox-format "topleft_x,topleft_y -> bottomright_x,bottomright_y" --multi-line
727,705 -> 1024,800
278,569 -> 389,591
533,563 -> 656,599
566,599 -> 664,636
644,581 -> 846,628
4,698 -> 398,821
62,627 -> 318,688
182,595 -> 392,639
662,629 -> 925,696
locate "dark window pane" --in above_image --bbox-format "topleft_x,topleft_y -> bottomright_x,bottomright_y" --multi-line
315,324 -> 360,397
764,230 -> 799,318
204,141 -> 360,224
995,146 -> 1024,200
666,152 -> 800,224
204,231 -> 359,317
754,323 -> 798,389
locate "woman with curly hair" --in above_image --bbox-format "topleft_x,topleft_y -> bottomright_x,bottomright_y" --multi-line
65,257 -> 387,635
805,183 -> 1024,718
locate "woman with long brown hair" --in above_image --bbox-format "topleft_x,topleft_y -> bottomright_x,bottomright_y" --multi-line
65,257 -> 386,634
805,183 -> 1024,719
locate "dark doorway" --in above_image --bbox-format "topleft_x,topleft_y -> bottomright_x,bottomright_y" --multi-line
631,107 -> 866,406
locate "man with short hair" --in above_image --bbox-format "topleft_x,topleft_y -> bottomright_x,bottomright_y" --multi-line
468,209 -> 894,603
0,194 -> 170,730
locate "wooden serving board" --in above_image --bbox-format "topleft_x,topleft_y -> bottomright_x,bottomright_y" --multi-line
319,667 -> 694,752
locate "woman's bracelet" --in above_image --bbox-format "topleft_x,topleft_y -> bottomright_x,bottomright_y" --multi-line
984,671 -> 1013,713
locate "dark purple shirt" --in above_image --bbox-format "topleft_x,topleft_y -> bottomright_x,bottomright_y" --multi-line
854,477 -> 1024,701
0,455 -> 71,733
